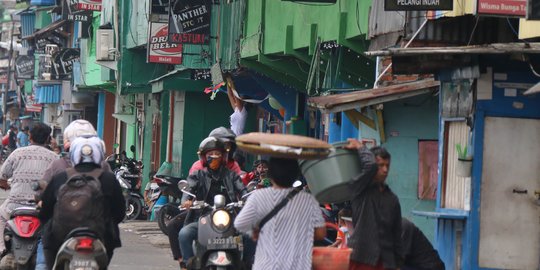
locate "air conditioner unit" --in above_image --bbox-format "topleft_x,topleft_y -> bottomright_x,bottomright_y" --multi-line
96,29 -> 115,61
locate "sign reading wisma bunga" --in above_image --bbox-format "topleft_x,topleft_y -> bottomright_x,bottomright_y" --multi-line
385,0 -> 453,10
478,0 -> 526,16
148,22 -> 183,64
168,0 -> 211,45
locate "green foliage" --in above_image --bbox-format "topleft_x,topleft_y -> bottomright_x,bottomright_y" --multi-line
455,143 -> 469,159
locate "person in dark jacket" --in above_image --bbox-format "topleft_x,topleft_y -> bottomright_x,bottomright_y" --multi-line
39,136 -> 125,269
178,136 -> 247,266
401,218 -> 445,270
345,139 -> 403,270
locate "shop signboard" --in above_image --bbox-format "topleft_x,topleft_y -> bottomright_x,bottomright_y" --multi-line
168,0 -> 211,44
15,56 -> 35,80
477,0 -> 526,16
51,48 -> 80,80
148,22 -> 183,64
75,0 -> 102,11
385,0 -> 453,10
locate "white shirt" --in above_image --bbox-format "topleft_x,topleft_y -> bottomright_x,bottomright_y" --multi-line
230,107 -> 247,136
234,187 -> 325,270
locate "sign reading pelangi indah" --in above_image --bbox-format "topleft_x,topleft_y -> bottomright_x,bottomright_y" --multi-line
478,0 -> 526,16
148,22 -> 183,64
168,0 -> 211,45
385,0 -> 453,10
15,56 -> 35,80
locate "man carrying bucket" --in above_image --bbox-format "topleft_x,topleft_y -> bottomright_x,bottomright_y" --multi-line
345,139 -> 403,270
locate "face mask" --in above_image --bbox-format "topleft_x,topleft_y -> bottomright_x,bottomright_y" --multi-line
207,156 -> 222,170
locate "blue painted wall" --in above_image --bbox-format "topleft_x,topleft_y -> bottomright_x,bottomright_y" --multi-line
382,93 -> 439,242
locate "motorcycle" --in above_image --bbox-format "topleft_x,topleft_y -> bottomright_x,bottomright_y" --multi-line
107,145 -> 144,221
153,175 -> 184,235
1,206 -> 41,270
52,228 -> 108,270
178,180 -> 246,270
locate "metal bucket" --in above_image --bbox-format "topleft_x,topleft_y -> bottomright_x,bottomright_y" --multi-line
299,142 -> 361,203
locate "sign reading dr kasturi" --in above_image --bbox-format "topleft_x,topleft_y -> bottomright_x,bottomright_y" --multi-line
385,0 -> 453,10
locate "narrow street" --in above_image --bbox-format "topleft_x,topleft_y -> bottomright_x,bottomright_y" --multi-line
111,221 -> 177,270
0,190 -> 177,269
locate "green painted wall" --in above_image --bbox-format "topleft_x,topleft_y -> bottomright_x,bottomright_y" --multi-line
242,0 -> 371,57
80,13 -> 114,90
180,92 -> 247,177
382,94 -> 439,242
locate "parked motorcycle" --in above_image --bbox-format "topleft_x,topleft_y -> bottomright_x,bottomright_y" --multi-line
107,145 -> 144,220
1,206 -> 41,270
178,180 -> 246,270
52,228 -> 108,270
154,175 -> 184,235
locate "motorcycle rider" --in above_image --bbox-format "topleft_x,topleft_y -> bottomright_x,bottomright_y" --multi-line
41,119 -> 111,185
188,127 -> 242,175
0,123 -> 59,257
39,136 -> 125,269
242,159 -> 270,187
178,136 -> 247,267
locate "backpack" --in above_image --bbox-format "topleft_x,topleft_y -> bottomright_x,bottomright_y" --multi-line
52,168 -> 106,242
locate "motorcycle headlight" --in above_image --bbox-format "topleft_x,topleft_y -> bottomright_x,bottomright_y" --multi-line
212,210 -> 231,230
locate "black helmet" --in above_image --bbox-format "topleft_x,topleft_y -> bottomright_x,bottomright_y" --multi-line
198,136 -> 226,155
208,127 -> 237,158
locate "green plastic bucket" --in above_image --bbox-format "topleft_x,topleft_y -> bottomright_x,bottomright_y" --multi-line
299,142 -> 361,203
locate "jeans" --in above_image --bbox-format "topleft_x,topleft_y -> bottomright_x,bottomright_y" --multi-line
178,222 -> 198,263
167,212 -> 187,260
35,239 -> 46,270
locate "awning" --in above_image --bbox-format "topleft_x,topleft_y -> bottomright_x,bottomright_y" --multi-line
35,84 -> 61,104
22,19 -> 67,40
308,79 -> 440,113
148,68 -> 209,93
365,42 -> 540,57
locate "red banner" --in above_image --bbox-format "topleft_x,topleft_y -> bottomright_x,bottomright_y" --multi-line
477,0 -> 526,16
147,22 -> 183,65
76,0 -> 102,11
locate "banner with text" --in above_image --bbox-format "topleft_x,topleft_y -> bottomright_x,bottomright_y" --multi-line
15,56 -> 35,80
168,0 -> 211,44
76,0 -> 102,11
148,22 -> 183,64
385,0 -> 453,10
478,0 -> 526,16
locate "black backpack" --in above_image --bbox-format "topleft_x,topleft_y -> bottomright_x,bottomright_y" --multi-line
52,168 -> 106,242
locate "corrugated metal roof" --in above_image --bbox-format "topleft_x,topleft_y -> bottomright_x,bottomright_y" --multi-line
20,11 -> 35,48
365,42 -> 540,56
368,0 -> 406,39
307,79 -> 440,113
35,84 -> 61,104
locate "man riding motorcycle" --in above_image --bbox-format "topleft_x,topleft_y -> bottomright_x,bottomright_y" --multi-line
0,123 -> 59,257
178,136 -> 247,267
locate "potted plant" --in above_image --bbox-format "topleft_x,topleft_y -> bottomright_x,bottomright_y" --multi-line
455,143 -> 473,177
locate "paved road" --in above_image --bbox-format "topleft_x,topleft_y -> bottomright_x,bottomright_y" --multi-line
111,221 -> 177,270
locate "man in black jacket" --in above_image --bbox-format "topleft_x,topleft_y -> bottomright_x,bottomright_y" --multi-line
401,218 -> 445,270
178,136 -> 247,266
346,139 -> 403,270
39,136 -> 125,269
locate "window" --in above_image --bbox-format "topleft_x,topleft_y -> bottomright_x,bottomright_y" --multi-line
418,140 -> 438,200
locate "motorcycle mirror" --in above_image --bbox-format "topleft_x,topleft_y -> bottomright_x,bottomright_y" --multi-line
130,145 -> 136,153
178,180 -> 196,198
292,180 -> 303,188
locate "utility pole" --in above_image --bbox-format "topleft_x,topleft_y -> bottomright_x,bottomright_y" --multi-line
2,13 -> 15,132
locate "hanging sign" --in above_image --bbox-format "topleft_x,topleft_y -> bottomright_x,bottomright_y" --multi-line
34,31 -> 66,54
477,0 -> 526,16
51,48 -> 80,80
150,0 -> 171,22
168,0 -> 211,45
15,56 -> 35,80
147,22 -> 183,64
75,0 -> 102,11
385,0 -> 453,10
63,2 -> 93,22
25,94 -> 42,113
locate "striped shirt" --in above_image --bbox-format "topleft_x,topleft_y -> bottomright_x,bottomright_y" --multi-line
235,187 -> 325,270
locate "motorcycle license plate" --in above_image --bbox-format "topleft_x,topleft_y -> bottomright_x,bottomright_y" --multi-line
69,258 -> 98,270
207,236 -> 241,249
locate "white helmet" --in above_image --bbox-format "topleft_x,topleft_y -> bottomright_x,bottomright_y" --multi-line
63,120 -> 97,143
70,136 -> 105,166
